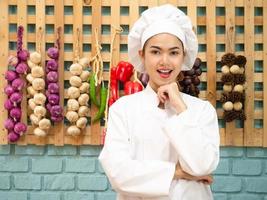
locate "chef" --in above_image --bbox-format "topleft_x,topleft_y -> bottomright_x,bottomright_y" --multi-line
99,4 -> 220,200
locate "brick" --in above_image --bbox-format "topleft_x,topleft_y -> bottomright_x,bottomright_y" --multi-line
229,194 -> 261,200
78,175 -> 108,191
44,175 -> 75,191
233,160 -> 262,175
97,160 -> 105,174
30,192 -> 61,200
0,175 -> 10,189
0,145 -> 11,155
247,148 -> 267,158
96,192 -> 116,200
15,145 -> 45,155
245,178 -> 267,193
213,159 -> 229,175
80,146 -> 101,156
47,145 -> 77,156
0,157 -> 28,172
64,192 -> 94,200
220,147 -> 244,157
32,158 -> 62,173
14,175 -> 41,190
213,194 -> 227,200
65,158 -> 95,173
0,192 -> 27,200
212,177 -> 242,192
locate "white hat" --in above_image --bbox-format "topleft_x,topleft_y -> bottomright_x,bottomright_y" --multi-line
128,4 -> 198,73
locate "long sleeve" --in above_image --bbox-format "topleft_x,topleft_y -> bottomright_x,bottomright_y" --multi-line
163,101 -> 220,176
98,103 -> 175,197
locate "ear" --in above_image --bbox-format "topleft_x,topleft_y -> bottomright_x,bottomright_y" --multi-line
138,50 -> 144,63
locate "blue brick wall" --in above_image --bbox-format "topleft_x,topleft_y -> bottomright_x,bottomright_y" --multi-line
0,145 -> 267,200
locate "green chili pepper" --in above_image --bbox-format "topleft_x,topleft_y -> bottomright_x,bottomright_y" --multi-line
89,73 -> 100,107
93,82 -> 108,122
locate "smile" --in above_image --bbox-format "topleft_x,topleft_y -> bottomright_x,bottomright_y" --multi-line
157,69 -> 173,78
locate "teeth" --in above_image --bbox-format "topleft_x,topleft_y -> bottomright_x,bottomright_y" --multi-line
158,69 -> 172,73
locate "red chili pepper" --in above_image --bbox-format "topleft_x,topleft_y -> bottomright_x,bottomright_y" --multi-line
124,81 -> 143,95
116,61 -> 134,83
110,67 -> 118,101
108,97 -> 115,107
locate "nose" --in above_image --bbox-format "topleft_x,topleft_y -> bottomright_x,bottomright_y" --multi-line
160,53 -> 168,66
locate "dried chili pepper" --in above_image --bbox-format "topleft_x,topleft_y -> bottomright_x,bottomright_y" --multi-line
93,83 -> 108,122
116,61 -> 134,83
89,73 -> 100,107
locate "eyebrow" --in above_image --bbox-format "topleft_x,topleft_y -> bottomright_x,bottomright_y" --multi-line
149,46 -> 181,50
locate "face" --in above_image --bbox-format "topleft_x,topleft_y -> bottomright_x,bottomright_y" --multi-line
139,33 -> 184,91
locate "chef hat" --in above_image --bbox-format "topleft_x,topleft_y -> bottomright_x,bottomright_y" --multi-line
128,4 -> 198,72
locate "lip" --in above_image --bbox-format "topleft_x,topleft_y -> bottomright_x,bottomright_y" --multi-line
157,68 -> 173,79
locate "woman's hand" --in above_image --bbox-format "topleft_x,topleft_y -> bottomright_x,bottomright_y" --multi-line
173,163 -> 213,185
157,82 -> 187,114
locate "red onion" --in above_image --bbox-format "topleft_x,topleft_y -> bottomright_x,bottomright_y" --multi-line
4,118 -> 15,131
12,78 -> 25,91
4,85 -> 15,96
4,99 -> 14,110
50,105 -> 63,117
18,49 -> 29,61
8,55 -> 19,67
47,71 -> 58,83
5,70 -> 18,82
16,62 -> 28,74
10,92 -> 23,105
46,59 -> 58,71
14,122 -> 27,135
47,47 -> 59,59
48,83 -> 59,94
10,108 -> 22,121
48,94 -> 60,105
8,131 -> 20,142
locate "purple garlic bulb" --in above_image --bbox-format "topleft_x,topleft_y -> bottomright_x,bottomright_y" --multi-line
5,70 -> 18,82
4,118 -> 15,131
12,78 -> 25,91
48,94 -> 60,105
10,108 -> 22,122
46,59 -> 58,71
4,99 -> 14,111
18,49 -> 29,61
16,62 -> 28,74
47,71 -> 58,83
48,83 -> 59,94
47,47 -> 59,59
4,85 -> 15,96
14,122 -> 27,135
10,92 -> 23,105
8,131 -> 20,142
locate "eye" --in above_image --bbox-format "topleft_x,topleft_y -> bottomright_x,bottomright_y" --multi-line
150,50 -> 160,55
170,51 -> 179,55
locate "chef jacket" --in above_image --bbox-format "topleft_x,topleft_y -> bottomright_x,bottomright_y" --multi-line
99,84 -> 220,200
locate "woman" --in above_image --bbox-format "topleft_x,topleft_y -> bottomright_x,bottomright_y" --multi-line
99,4 -> 220,200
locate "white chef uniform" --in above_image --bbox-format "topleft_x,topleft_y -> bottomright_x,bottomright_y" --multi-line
99,83 -> 220,200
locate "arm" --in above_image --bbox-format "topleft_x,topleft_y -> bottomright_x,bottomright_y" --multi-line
163,101 -> 220,176
98,104 -> 175,197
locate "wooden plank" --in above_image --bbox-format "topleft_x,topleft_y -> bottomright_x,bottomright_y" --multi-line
263,0 -> 267,147
54,0 -> 64,146
90,0 -> 102,145
206,0 -> 216,106
16,0 -> 28,145
0,0 -> 9,145
187,0 -> 197,34
244,0 -> 257,146
148,0 -> 159,7
129,0 -> 139,30
111,0 -> 121,67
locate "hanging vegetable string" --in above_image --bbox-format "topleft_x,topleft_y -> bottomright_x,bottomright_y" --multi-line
74,28 -> 80,63
99,25 -> 123,142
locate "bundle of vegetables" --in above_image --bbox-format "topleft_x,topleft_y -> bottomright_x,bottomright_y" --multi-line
26,29 -> 51,137
178,58 -> 202,97
66,57 -> 91,136
88,28 -> 108,124
220,53 -> 247,122
4,26 -> 28,142
45,27 -> 63,123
